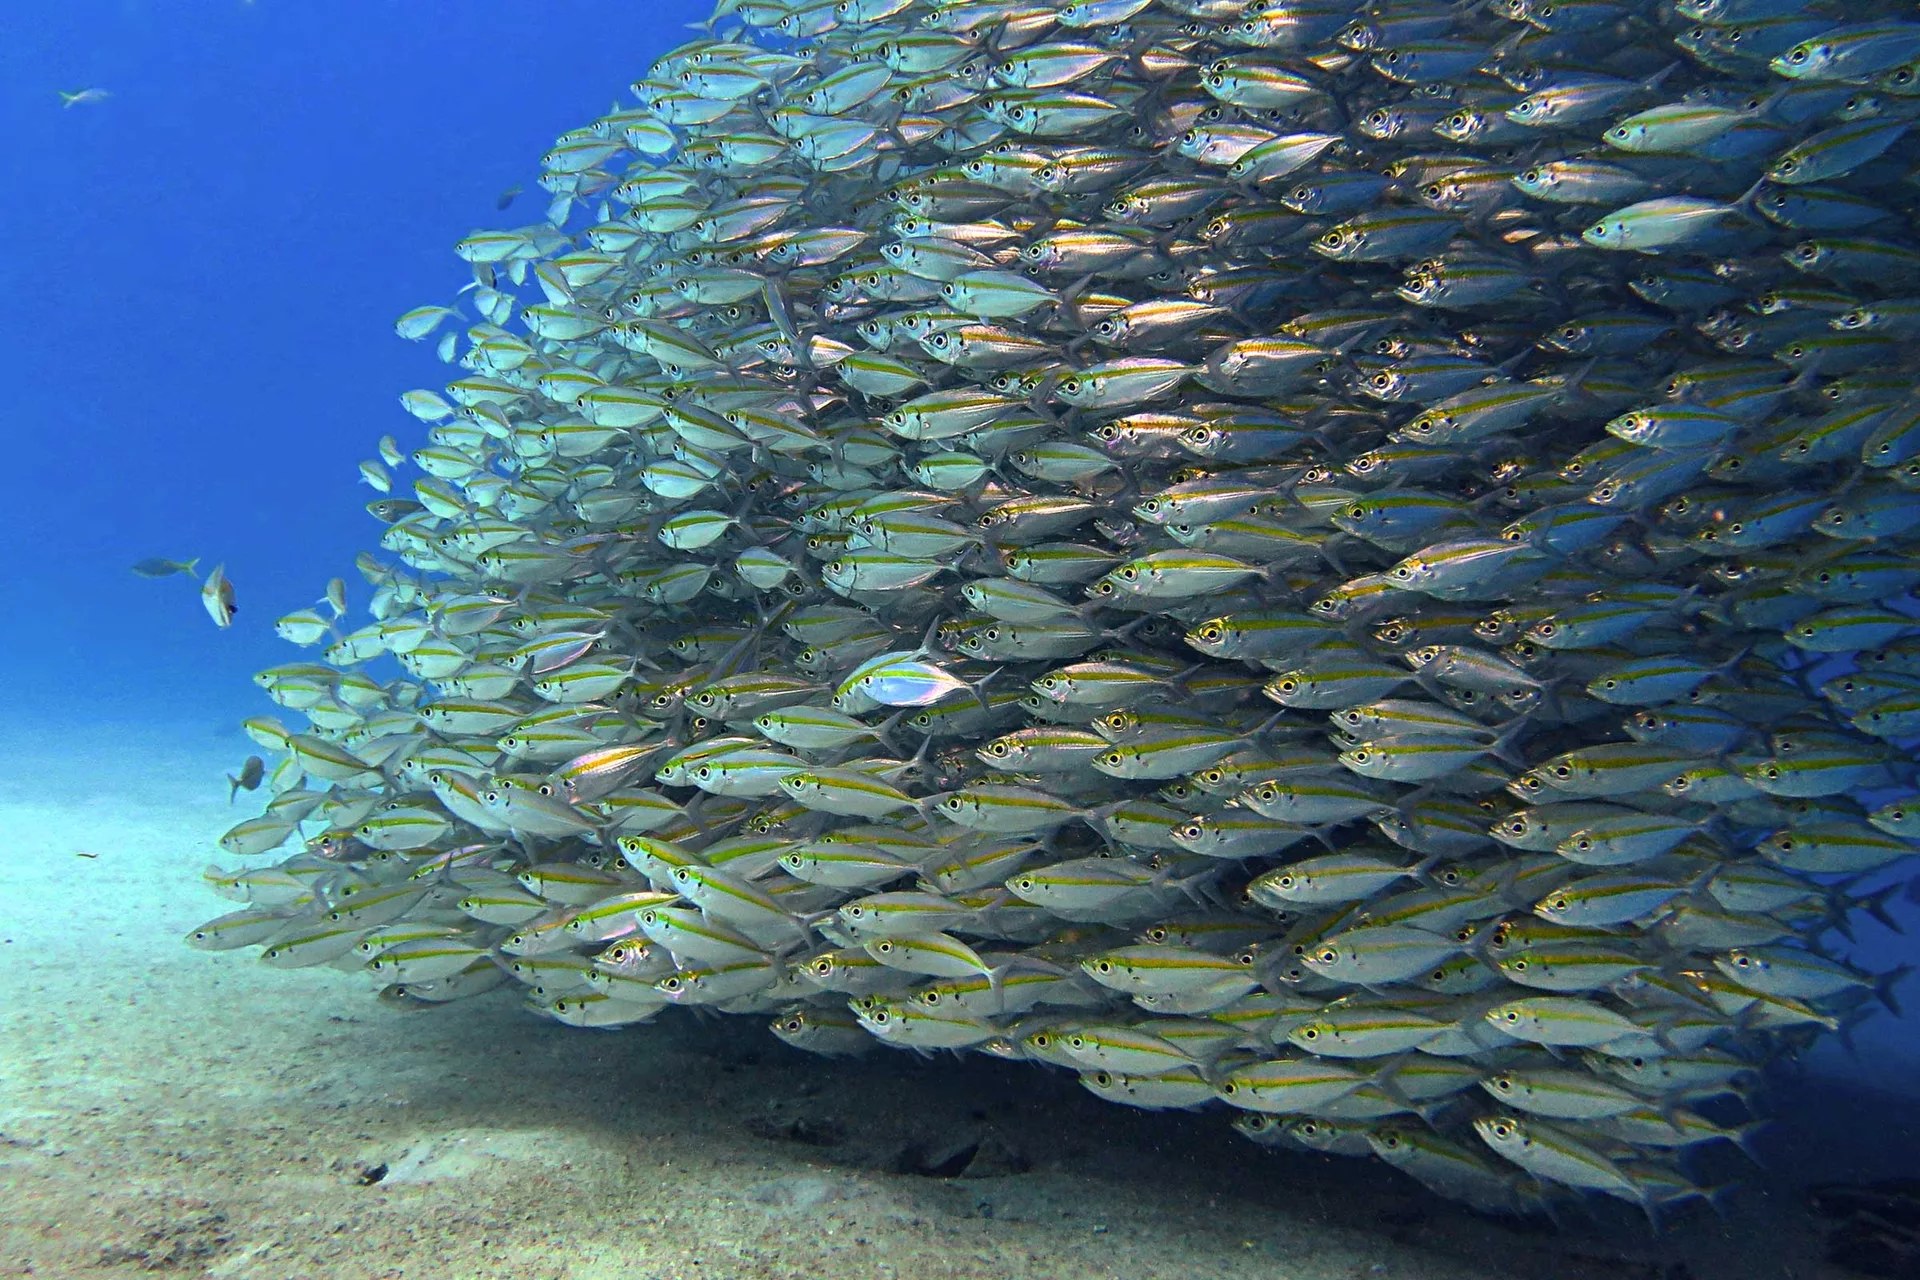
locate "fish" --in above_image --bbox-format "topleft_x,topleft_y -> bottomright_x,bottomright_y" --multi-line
191,0 -> 1920,1224
199,564 -> 237,628
131,557 -> 200,578
226,755 -> 265,802
58,88 -> 109,108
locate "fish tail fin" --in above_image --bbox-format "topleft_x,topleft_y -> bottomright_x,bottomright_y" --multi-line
1648,1010 -> 1687,1055
792,908 -> 838,945
967,666 -> 1003,715
1317,535 -> 1354,578
1861,880 -> 1905,934
1633,1188 -> 1666,1235
984,957 -> 1010,1012
1298,823 -> 1338,854
1457,923 -> 1498,961
911,791 -> 952,829
1877,964 -> 1912,1016
1486,717 -> 1532,768
1731,1118 -> 1769,1165
945,542 -> 984,581
1820,897 -> 1861,944
902,729 -> 937,780
1832,1010 -> 1860,1056
1696,1179 -> 1740,1222
1165,662 -> 1205,698
1052,273 -> 1097,314
1082,803 -> 1123,853
1061,330 -> 1102,360
873,707 -> 909,753
1370,1054 -> 1445,1123
910,611 -> 952,662
1251,709 -> 1291,740
1729,175 -> 1770,221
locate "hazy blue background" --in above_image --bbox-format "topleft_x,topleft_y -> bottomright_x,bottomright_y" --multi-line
2,0 -> 706,727
3,0 -> 1916,1148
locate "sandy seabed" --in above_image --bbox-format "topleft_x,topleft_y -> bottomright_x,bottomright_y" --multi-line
1,717 -> 1907,1280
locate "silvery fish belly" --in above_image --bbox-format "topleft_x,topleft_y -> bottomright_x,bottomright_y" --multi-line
199,0 -> 1920,1223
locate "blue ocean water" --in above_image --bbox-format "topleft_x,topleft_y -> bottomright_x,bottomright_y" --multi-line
4,0 -> 708,730
5,1 -> 1919,1257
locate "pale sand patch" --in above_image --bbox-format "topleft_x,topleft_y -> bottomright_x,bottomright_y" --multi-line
0,720 -> 1868,1279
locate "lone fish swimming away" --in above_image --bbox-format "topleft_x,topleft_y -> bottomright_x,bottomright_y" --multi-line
131,557 -> 199,579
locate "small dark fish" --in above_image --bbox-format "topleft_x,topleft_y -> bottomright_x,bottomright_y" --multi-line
131,557 -> 200,579
227,756 -> 265,802
495,185 -> 524,211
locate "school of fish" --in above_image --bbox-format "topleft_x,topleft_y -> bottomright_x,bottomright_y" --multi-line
193,0 -> 1920,1223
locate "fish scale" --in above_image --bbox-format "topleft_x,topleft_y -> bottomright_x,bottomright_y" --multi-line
192,0 -> 1920,1222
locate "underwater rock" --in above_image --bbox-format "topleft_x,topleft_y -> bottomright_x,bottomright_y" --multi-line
1811,1179 -> 1920,1279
